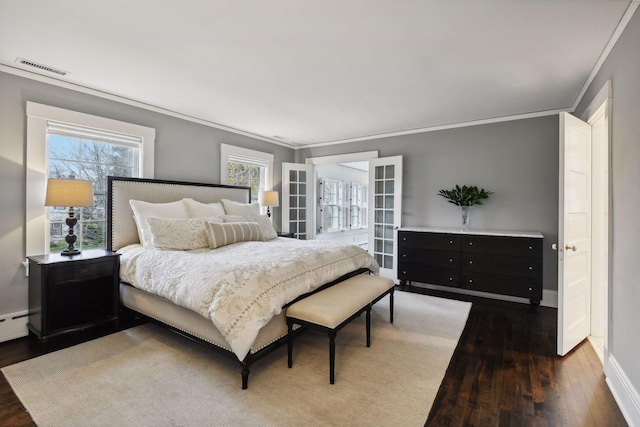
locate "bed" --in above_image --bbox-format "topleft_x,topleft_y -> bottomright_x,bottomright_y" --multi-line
107,176 -> 378,388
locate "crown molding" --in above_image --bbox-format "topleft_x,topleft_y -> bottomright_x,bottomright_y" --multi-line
294,108 -> 570,150
0,63 -> 296,149
572,1 -> 639,111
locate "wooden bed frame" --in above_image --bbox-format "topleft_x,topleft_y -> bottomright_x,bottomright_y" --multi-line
106,176 -> 368,389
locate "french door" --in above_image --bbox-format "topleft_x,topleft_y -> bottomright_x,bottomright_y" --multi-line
281,163 -> 314,239
368,156 -> 403,280
282,156 -> 403,281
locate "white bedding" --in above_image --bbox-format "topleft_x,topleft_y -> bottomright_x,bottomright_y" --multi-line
118,238 -> 379,359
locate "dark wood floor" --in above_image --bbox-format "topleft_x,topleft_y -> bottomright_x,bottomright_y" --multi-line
415,286 -> 627,427
0,290 -> 628,427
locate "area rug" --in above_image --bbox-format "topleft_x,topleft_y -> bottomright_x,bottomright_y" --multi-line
2,291 -> 471,427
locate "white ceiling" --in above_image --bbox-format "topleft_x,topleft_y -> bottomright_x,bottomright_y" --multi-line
0,1 -> 634,147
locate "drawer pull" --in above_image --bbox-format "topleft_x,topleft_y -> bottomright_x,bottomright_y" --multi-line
528,287 -> 533,291
469,279 -> 473,283
403,254 -> 407,258
449,240 -> 453,244
528,266 -> 533,270
403,237 -> 407,241
449,258 -> 453,262
403,271 -> 406,274
529,246 -> 533,250
469,260 -> 473,264
469,242 -> 473,246
449,277 -> 453,281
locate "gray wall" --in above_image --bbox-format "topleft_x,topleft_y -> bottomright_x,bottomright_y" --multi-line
0,71 -> 294,316
574,8 -> 640,405
297,115 -> 560,293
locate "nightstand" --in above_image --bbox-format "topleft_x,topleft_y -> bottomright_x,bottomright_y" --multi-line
277,232 -> 295,238
27,249 -> 120,343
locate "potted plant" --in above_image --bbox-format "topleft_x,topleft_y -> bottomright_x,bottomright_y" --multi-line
438,185 -> 492,230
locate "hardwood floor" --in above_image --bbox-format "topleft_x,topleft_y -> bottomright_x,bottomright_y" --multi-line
415,286 -> 628,427
0,291 -> 628,427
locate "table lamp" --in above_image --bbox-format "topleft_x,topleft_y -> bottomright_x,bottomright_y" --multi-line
45,178 -> 94,256
258,191 -> 279,218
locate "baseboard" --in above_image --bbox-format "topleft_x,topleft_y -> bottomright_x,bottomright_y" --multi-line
0,310 -> 29,343
605,354 -> 640,427
407,282 -> 558,308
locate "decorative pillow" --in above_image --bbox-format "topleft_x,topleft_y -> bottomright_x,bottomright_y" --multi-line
182,198 -> 226,218
204,221 -> 264,249
129,199 -> 188,249
147,217 -> 223,251
221,199 -> 260,216
223,214 -> 278,241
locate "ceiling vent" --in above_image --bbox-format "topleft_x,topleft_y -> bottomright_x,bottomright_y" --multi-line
15,58 -> 69,76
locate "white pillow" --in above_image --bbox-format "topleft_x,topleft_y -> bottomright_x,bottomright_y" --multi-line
204,222 -> 264,249
147,217 -> 223,251
183,198 -> 226,218
221,199 -> 260,216
223,214 -> 278,241
129,199 -> 188,249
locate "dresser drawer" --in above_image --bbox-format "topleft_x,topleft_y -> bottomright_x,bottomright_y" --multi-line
49,259 -> 115,284
399,248 -> 461,269
462,236 -> 542,257
398,265 -> 460,287
462,273 -> 542,299
462,253 -> 542,277
399,231 -> 461,250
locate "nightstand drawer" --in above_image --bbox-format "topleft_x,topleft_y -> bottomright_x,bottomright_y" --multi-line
49,260 -> 114,284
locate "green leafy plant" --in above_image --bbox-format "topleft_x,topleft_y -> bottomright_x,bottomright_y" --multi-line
438,185 -> 492,206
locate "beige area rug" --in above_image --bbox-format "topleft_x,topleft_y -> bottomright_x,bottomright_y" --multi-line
2,291 -> 471,427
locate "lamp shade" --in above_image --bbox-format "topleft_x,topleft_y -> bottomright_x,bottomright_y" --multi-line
45,178 -> 94,207
258,191 -> 279,207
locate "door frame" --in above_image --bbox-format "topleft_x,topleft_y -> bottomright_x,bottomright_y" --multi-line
579,81 -> 612,365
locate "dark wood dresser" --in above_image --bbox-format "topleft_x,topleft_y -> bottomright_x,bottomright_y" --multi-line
398,228 -> 543,305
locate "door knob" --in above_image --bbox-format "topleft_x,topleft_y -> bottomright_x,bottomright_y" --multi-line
565,244 -> 577,252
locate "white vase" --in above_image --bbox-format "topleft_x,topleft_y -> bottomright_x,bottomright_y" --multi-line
459,206 -> 471,231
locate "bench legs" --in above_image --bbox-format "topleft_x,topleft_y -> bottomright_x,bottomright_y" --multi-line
366,307 -> 371,347
288,289 -> 394,384
287,320 -> 294,368
329,331 -> 336,384
390,288 -> 394,324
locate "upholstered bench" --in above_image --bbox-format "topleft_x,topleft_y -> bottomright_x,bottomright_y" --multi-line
286,274 -> 395,384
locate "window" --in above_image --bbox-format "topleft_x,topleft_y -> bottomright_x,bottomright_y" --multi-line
46,123 -> 140,252
26,102 -> 155,257
220,144 -> 274,203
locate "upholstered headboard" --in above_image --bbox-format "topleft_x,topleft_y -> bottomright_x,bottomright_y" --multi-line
107,177 -> 251,251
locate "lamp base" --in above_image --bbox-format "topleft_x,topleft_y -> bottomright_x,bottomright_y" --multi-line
60,247 -> 81,256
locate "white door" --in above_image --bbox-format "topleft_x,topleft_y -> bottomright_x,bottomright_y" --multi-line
282,163 -> 314,239
557,112 -> 592,356
368,156 -> 403,280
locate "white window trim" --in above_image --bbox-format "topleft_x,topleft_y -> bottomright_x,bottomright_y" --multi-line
26,102 -> 155,257
220,143 -> 274,192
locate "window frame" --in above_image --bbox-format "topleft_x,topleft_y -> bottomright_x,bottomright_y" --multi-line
220,143 -> 274,200
26,102 -> 155,257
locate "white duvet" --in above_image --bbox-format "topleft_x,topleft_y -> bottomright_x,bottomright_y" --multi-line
118,238 -> 379,359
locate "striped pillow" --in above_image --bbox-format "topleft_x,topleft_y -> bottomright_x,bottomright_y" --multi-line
205,221 -> 264,249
